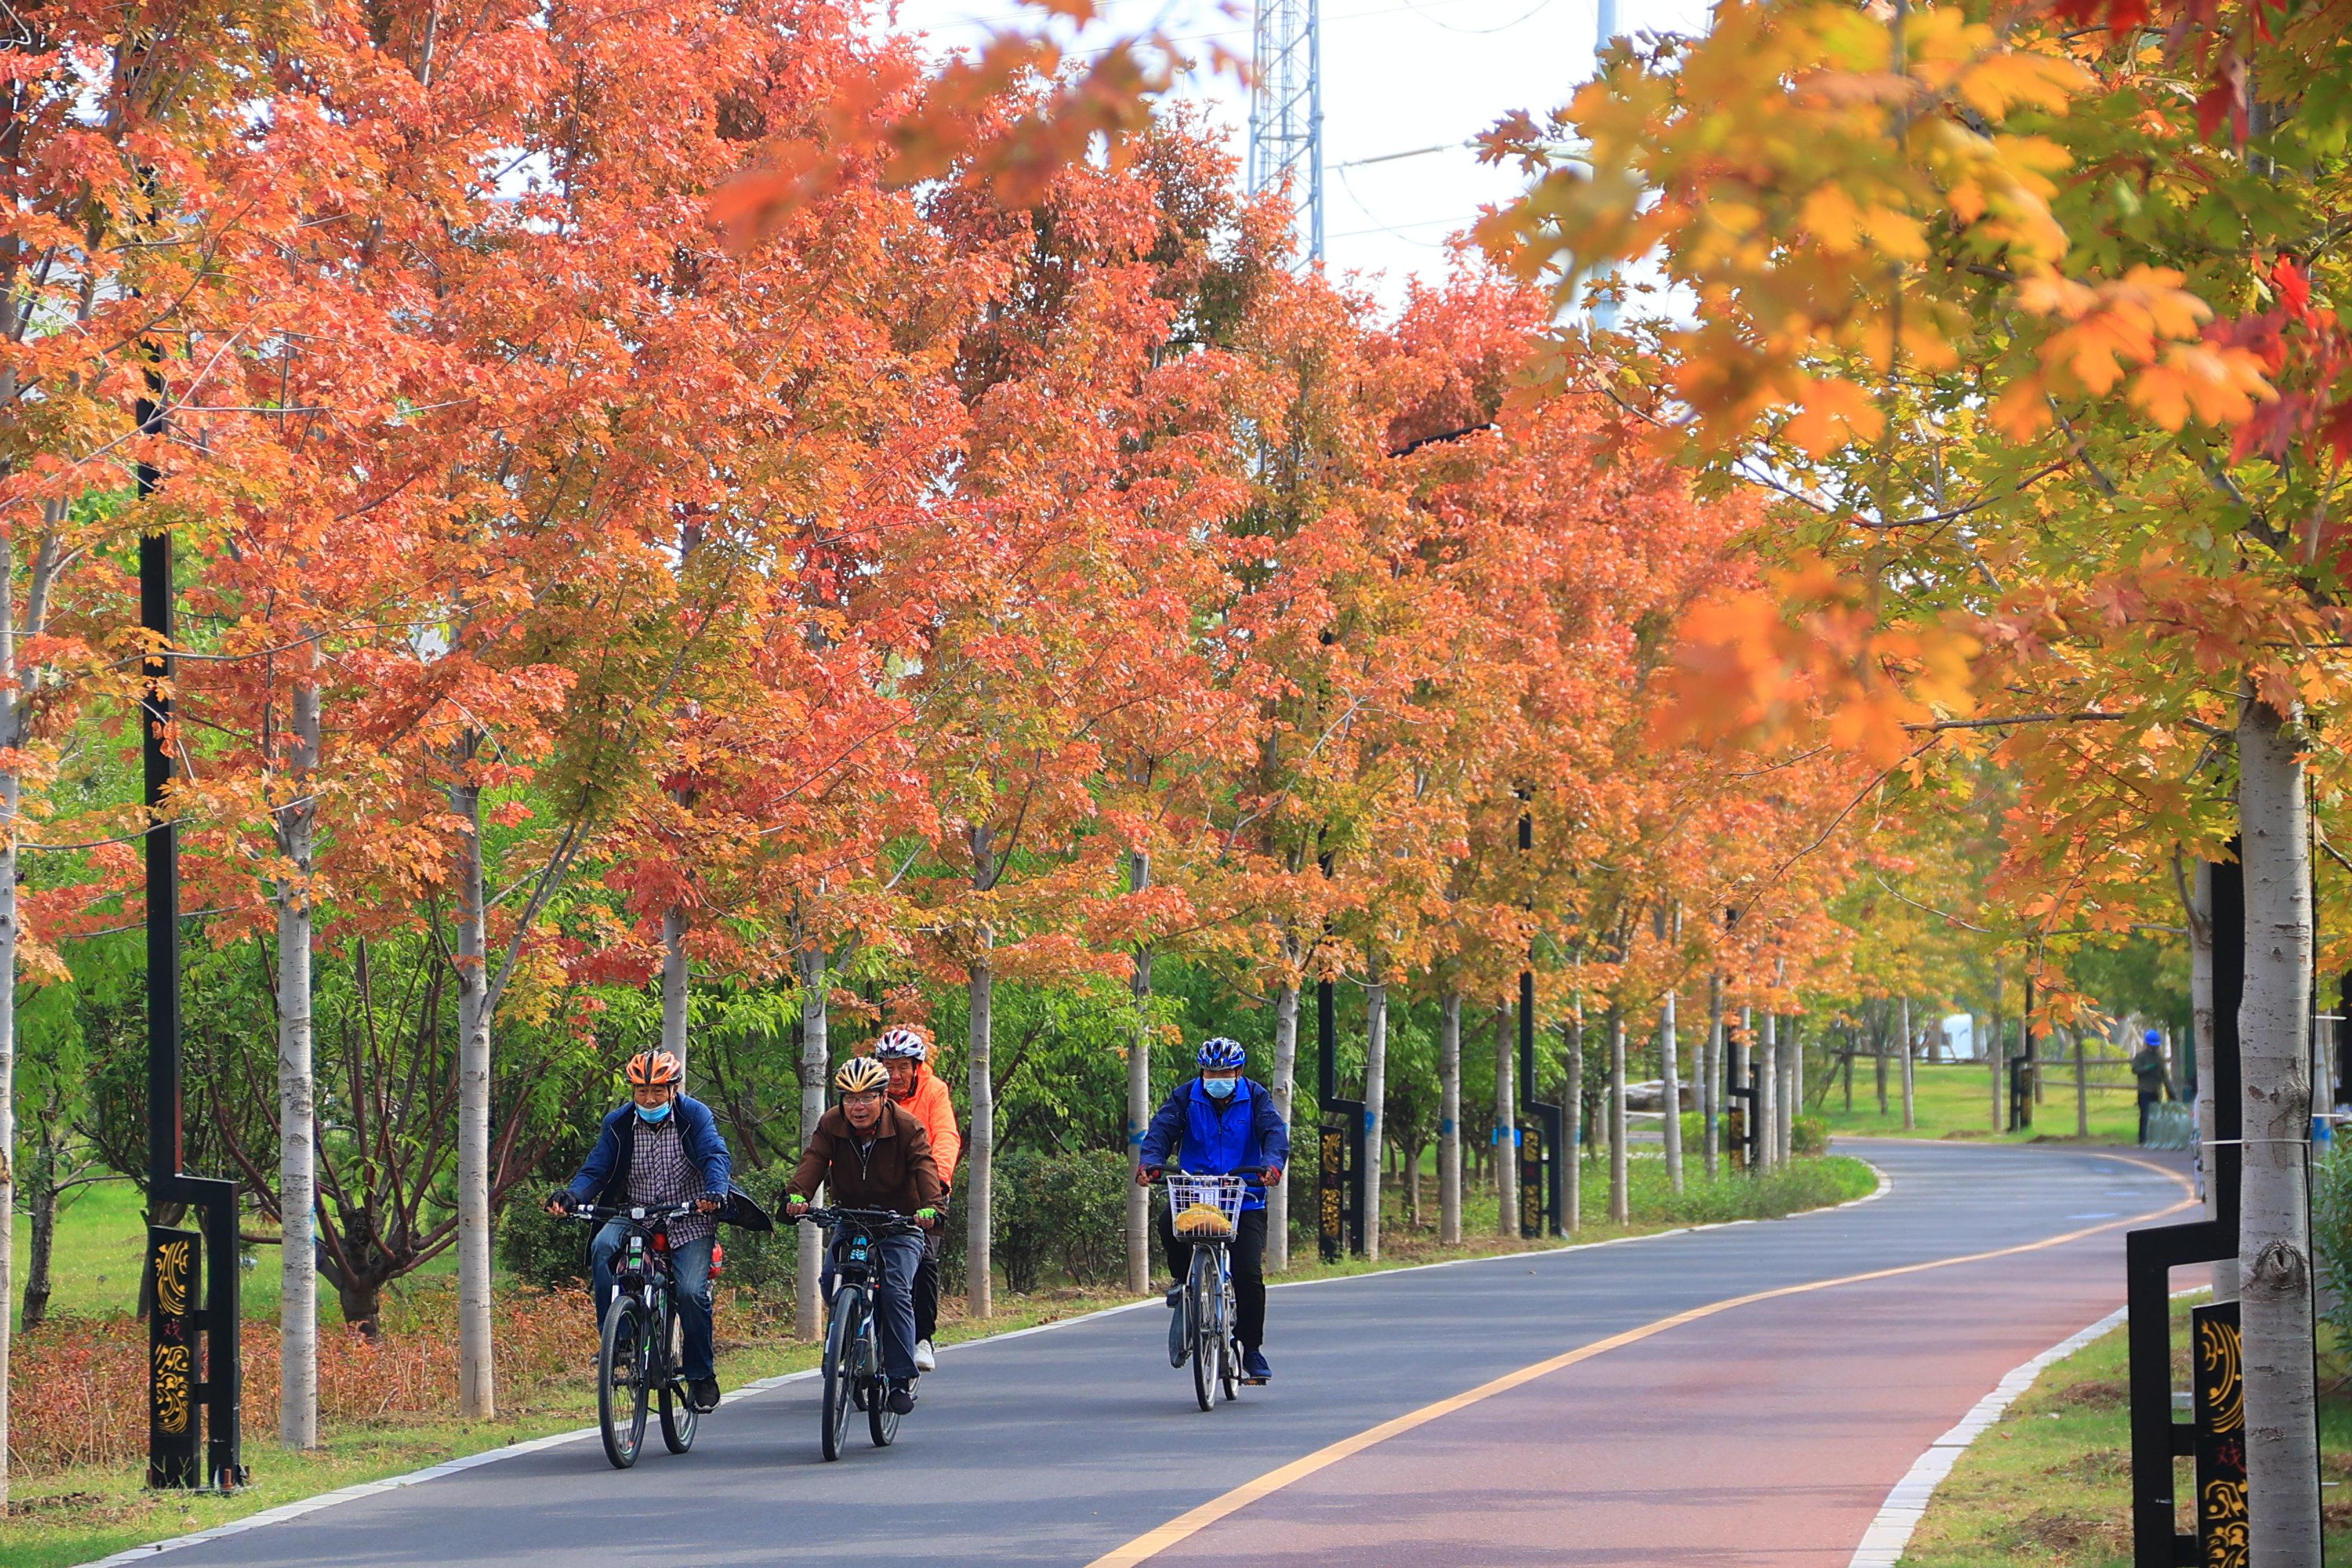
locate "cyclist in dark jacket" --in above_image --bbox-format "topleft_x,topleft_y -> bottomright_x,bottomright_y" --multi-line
547,1050 -> 731,1412
1136,1037 -> 1289,1383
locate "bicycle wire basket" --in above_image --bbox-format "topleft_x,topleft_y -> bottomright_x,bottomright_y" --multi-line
1165,1173 -> 1245,1238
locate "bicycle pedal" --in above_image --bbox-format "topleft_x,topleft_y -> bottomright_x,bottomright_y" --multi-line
1239,1374 -> 1268,1386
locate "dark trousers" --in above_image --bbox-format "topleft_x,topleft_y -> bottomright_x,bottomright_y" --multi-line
591,1221 -> 716,1380
2139,1092 -> 2159,1144
914,1231 -> 941,1342
1158,1204 -> 1268,1351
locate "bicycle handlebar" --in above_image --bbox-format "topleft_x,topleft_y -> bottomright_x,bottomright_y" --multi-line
799,1205 -> 928,1236
562,1199 -> 703,1224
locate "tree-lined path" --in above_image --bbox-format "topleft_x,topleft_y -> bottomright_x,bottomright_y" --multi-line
122,1142 -> 2188,1568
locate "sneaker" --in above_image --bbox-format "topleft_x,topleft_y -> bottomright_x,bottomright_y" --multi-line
1167,1304 -> 1188,1367
1242,1349 -> 1271,1383
913,1338 -> 937,1373
689,1378 -> 721,1412
885,1378 -> 917,1415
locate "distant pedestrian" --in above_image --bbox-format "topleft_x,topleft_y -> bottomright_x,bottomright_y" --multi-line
2133,1030 -> 2171,1144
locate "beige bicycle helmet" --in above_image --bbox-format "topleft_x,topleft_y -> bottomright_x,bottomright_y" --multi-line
834,1057 -> 890,1095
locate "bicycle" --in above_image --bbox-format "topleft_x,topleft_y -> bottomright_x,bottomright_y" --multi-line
564,1200 -> 709,1469
1159,1170 -> 1252,1412
801,1206 -> 927,1460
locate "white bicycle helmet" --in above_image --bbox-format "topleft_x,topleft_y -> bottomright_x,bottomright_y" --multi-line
874,1027 -> 929,1062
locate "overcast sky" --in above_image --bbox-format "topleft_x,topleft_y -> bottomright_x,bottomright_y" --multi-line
881,0 -> 1712,316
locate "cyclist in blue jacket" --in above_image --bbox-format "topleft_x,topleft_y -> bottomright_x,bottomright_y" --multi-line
547,1050 -> 731,1412
1136,1037 -> 1289,1383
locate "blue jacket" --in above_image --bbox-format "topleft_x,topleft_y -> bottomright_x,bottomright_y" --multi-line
1139,1077 -> 1290,1211
567,1095 -> 732,1210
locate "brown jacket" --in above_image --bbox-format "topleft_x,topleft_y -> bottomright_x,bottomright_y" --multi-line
790,1103 -> 947,1214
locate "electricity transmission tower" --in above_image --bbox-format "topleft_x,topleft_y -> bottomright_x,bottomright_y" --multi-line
1248,0 -> 1323,263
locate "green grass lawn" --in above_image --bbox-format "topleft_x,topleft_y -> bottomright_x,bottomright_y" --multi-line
1808,1060 -> 2155,1146
1902,1295 -> 2352,1566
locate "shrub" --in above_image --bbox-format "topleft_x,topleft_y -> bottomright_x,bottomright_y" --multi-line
501,1198 -> 591,1288
939,1148 -> 1130,1295
1792,1115 -> 1830,1156
2312,1145 -> 2352,1351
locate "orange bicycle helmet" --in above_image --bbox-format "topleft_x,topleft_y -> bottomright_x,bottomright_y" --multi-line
834,1057 -> 890,1095
627,1050 -> 684,1087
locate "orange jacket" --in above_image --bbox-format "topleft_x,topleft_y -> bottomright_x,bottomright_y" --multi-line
891,1064 -> 963,1193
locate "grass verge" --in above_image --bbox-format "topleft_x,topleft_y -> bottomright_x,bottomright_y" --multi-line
1900,1294 -> 2352,1566
1,1155 -> 1874,1568
1812,1062 -> 2156,1146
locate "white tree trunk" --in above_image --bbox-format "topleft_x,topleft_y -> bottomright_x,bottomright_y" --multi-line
1362,975 -> 1386,1260
796,939 -> 828,1340
0,531 -> 18,1509
451,765 -> 495,1419
1704,976 -> 1722,1178
660,907 -> 689,1078
1438,991 -> 1461,1244
1660,992 -> 1683,1193
1757,1012 -> 1780,1175
1126,850 -> 1151,1295
1901,996 -> 1917,1131
276,673 -> 320,1448
967,945 -> 995,1318
1494,1005 -> 1516,1235
1564,1010 -> 1582,1233
1269,981 -> 1299,1271
2188,861 -> 2235,1299
1608,1008 -> 1629,1223
1776,1016 -> 1796,1164
2237,695 -> 2320,1567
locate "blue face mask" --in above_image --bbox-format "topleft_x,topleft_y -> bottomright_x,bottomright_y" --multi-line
1202,1075 -> 1237,1100
636,1100 -> 674,1124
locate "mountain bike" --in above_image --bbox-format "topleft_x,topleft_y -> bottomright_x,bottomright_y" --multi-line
803,1206 -> 926,1460
565,1201 -> 708,1468
1161,1171 -> 1250,1411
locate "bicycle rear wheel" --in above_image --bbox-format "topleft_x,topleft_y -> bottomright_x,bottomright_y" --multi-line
821,1287 -> 861,1461
598,1295 -> 651,1469
660,1306 -> 698,1453
1188,1255 -> 1219,1412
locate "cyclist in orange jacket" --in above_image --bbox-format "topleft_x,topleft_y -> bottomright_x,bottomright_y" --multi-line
874,1026 -> 961,1371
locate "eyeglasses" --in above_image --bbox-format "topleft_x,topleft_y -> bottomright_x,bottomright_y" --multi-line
843,1091 -> 883,1108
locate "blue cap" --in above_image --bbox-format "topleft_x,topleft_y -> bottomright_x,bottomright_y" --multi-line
2144,1029 -> 2162,1045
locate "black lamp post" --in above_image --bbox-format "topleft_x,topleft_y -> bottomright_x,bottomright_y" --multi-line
138,392 -> 244,1491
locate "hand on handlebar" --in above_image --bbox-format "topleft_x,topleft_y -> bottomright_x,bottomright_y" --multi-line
784,1195 -> 808,1219
914,1207 -> 940,1230
696,1196 -> 723,1215
1135,1164 -> 1162,1188
545,1190 -> 576,1217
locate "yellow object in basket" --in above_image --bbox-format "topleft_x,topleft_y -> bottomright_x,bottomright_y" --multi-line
1174,1202 -> 1233,1235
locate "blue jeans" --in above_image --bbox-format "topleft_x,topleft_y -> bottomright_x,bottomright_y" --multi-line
823,1231 -> 923,1381
591,1220 -> 716,1380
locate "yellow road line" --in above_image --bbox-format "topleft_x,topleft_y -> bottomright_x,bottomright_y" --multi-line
1084,1181 -> 2196,1568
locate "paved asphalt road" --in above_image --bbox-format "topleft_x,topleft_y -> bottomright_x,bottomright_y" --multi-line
147,1141 -> 2192,1568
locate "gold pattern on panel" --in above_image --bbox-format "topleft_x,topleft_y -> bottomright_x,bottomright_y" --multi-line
2200,1317 -> 2244,1433
2202,1479 -> 2248,1568
153,1342 -> 193,1433
153,1237 -> 193,1318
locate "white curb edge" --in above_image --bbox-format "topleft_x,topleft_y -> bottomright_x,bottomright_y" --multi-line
67,1152 -> 1910,1568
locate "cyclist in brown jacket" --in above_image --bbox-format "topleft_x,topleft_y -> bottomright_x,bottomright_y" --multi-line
785,1057 -> 945,1412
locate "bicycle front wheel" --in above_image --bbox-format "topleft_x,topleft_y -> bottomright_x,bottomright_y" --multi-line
821,1288 -> 861,1461
598,1295 -> 651,1469
1188,1256 -> 1220,1412
660,1305 -> 698,1453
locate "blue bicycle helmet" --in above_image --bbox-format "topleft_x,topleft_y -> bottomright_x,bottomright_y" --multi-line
1196,1037 -> 1248,1069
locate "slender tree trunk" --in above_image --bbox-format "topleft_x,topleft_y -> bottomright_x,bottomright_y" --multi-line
1564,1010 -> 1583,1233
1438,992 -> 1461,1244
21,1126 -> 53,1332
1270,981 -> 1299,1271
2188,859 -> 2235,1298
1494,1006 -> 1516,1235
1990,965 -> 2006,1134
0,529 -> 19,1507
1608,1008 -> 1629,1223
1782,1017 -> 1799,1162
1900,995 -> 1917,1131
1758,1012 -> 1779,1175
1703,976 -> 1722,1178
1363,973 -> 1386,1260
795,940 -> 828,1339
276,672 -> 321,1448
2072,1027 -> 2088,1139
967,943 -> 995,1318
450,756 -> 495,1420
1660,993 -> 1683,1193
1875,1008 -> 1890,1116
660,907 -> 689,1077
2237,694 -> 2320,1568
1126,851 -> 1151,1295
